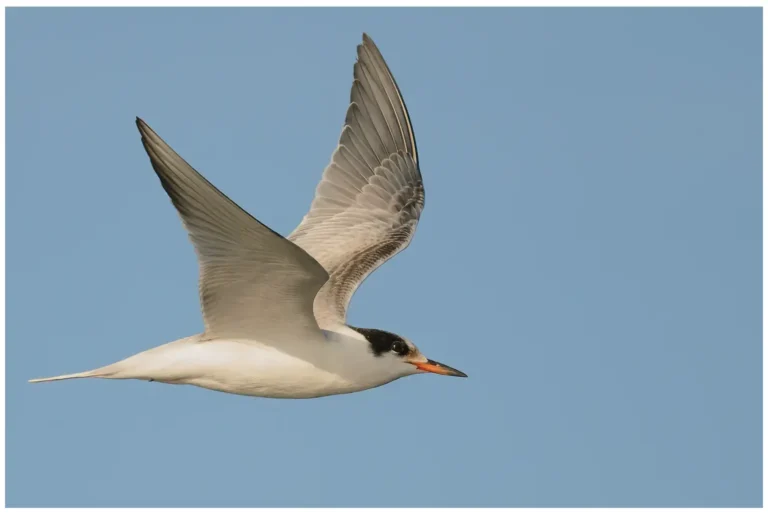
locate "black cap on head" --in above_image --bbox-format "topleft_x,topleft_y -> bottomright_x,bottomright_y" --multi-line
351,327 -> 410,357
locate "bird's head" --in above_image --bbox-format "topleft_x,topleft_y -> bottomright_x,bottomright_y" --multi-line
352,327 -> 467,379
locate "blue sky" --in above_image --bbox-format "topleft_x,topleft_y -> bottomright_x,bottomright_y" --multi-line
6,7 -> 761,508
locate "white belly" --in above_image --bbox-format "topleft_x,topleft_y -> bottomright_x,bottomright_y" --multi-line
106,336 -> 398,399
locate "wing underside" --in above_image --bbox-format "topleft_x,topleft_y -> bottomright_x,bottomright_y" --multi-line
289,34 -> 425,328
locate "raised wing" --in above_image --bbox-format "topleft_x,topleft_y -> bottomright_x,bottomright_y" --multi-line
137,118 -> 329,342
289,34 -> 425,328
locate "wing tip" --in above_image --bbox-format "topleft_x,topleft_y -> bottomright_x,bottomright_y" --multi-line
135,116 -> 153,141
360,33 -> 381,58
135,118 -> 165,155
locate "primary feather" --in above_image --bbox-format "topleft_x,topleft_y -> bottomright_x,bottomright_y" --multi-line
289,34 -> 425,329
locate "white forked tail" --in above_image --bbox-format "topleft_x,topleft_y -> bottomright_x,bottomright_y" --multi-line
28,336 -> 201,385
28,337 -> 196,384
29,369 -> 102,383
28,360 -> 129,383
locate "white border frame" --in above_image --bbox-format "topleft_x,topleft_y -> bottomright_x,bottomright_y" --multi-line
0,2 -> 763,512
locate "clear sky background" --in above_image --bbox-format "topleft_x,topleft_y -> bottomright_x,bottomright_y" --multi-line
6,7 -> 762,508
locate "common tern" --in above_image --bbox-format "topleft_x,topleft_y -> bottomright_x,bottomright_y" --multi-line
29,34 -> 466,398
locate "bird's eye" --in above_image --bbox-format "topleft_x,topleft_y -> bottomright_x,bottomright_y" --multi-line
391,341 -> 408,356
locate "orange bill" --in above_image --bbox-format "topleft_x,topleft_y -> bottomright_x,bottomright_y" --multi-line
411,358 -> 467,378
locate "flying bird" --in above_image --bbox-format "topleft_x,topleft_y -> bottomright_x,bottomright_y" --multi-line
30,34 -> 466,398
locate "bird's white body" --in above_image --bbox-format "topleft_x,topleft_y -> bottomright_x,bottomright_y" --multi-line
30,34 -> 466,398
39,331 -> 418,398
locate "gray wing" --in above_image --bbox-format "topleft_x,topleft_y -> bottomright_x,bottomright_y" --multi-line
288,34 -> 424,328
137,118 -> 330,342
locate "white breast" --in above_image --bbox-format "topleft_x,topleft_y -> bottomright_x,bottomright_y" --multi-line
110,335 -> 407,399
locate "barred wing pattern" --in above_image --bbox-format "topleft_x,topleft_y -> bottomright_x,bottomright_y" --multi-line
289,34 -> 425,327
